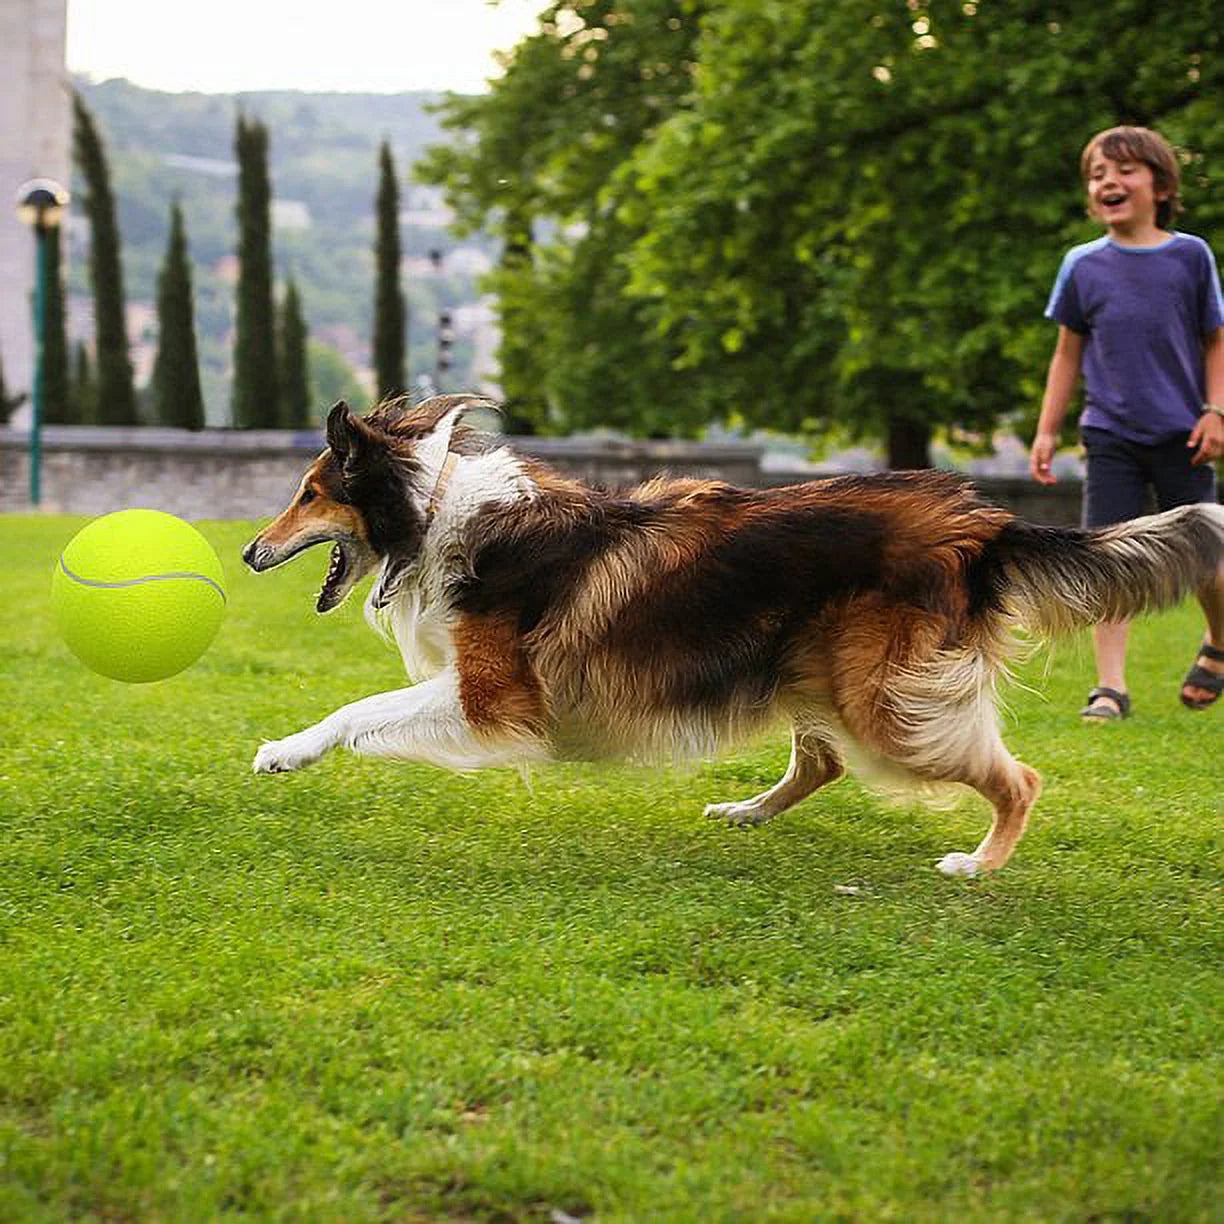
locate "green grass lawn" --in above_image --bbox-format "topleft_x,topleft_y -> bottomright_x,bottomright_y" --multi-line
2,515 -> 1220,1221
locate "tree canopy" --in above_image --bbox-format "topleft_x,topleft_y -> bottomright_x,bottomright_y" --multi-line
420,0 -> 1222,461
418,0 -> 707,435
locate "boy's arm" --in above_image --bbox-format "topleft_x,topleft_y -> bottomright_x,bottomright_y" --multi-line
1029,325 -> 1085,485
1187,326 -> 1224,466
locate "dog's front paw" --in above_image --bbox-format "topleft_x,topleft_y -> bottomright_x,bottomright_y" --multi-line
252,731 -> 328,775
936,851 -> 982,878
704,800 -> 772,828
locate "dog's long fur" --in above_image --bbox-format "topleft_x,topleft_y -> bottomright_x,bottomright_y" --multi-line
243,396 -> 1224,875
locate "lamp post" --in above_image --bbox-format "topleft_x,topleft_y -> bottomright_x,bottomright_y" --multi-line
16,178 -> 70,508
435,308 -> 455,393
429,248 -> 452,393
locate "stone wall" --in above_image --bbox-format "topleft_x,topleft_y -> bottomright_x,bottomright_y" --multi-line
1,425 -> 1088,524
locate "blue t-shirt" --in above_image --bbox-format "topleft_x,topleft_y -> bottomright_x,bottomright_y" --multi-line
1045,232 -> 1224,444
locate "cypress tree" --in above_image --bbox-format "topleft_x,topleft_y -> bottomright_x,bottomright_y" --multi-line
373,140 -> 407,400
278,278 -> 311,428
39,224 -> 71,425
72,92 -> 138,425
232,113 -> 278,428
71,341 -> 97,425
152,202 -> 206,430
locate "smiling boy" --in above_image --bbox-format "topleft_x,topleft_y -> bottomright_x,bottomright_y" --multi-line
1029,125 -> 1224,718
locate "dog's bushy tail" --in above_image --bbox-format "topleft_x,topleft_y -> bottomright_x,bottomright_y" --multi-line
985,503 -> 1223,637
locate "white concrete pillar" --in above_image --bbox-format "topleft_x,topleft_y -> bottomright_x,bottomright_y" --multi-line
0,0 -> 71,409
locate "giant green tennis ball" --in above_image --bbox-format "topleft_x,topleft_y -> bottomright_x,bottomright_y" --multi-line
51,509 -> 226,683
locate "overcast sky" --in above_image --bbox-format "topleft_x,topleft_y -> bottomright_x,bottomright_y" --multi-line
66,0 -> 546,94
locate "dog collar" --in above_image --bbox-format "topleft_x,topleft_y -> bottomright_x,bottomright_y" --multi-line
426,452 -> 459,522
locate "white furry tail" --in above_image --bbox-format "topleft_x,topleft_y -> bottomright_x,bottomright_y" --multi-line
990,502 -> 1224,637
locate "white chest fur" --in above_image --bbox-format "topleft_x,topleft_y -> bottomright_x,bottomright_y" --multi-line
380,578 -> 454,681
366,446 -> 533,682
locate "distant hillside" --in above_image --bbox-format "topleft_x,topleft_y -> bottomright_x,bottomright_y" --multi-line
71,78 -> 497,423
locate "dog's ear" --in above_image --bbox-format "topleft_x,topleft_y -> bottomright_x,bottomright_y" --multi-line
325,401 -> 381,469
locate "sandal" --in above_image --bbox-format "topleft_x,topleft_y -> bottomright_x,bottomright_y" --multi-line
1179,643 -> 1224,711
1080,686 -> 1131,721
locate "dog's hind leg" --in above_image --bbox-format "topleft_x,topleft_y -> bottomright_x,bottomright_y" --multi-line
253,669 -> 547,775
935,753 -> 1042,877
847,692 -> 1042,875
705,725 -> 843,827
834,632 -> 1041,875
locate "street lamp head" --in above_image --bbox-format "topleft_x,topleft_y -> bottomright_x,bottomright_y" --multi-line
16,178 -> 70,229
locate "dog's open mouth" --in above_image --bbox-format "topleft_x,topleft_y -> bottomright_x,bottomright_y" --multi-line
244,527 -> 377,614
318,542 -> 351,613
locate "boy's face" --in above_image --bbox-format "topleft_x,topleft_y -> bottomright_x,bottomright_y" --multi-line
1085,148 -> 1168,234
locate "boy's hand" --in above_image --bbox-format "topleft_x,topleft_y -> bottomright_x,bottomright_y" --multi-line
1187,411 -> 1224,466
1028,432 -> 1060,484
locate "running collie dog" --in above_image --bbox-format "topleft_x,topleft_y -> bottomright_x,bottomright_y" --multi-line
243,396 -> 1224,876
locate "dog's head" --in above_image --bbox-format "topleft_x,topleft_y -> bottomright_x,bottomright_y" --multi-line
242,394 -> 490,612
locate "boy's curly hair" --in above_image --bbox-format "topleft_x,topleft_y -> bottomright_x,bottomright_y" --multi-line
1080,126 -> 1182,230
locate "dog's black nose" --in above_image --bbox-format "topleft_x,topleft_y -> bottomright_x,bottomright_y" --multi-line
242,540 -> 261,569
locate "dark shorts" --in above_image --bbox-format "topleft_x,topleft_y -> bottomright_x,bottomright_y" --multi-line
1081,426 -> 1218,529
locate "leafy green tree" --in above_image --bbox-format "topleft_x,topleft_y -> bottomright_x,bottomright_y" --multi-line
72,92 -> 138,425
278,278 -> 312,428
373,141 -> 407,400
418,0 -> 706,435
489,210 -> 544,433
232,114 -> 279,428
625,1 -> 1223,464
423,0 -> 1222,463
152,202 -> 206,430
38,224 -> 71,425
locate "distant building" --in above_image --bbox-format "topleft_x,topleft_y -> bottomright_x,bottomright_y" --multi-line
400,184 -> 453,231
126,300 -> 158,387
271,200 -> 311,231
0,0 -> 70,408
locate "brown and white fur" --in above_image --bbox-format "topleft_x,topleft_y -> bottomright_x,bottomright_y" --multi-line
243,396 -> 1224,876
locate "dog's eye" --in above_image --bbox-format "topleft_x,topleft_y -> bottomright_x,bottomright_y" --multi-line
299,487 -> 317,505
